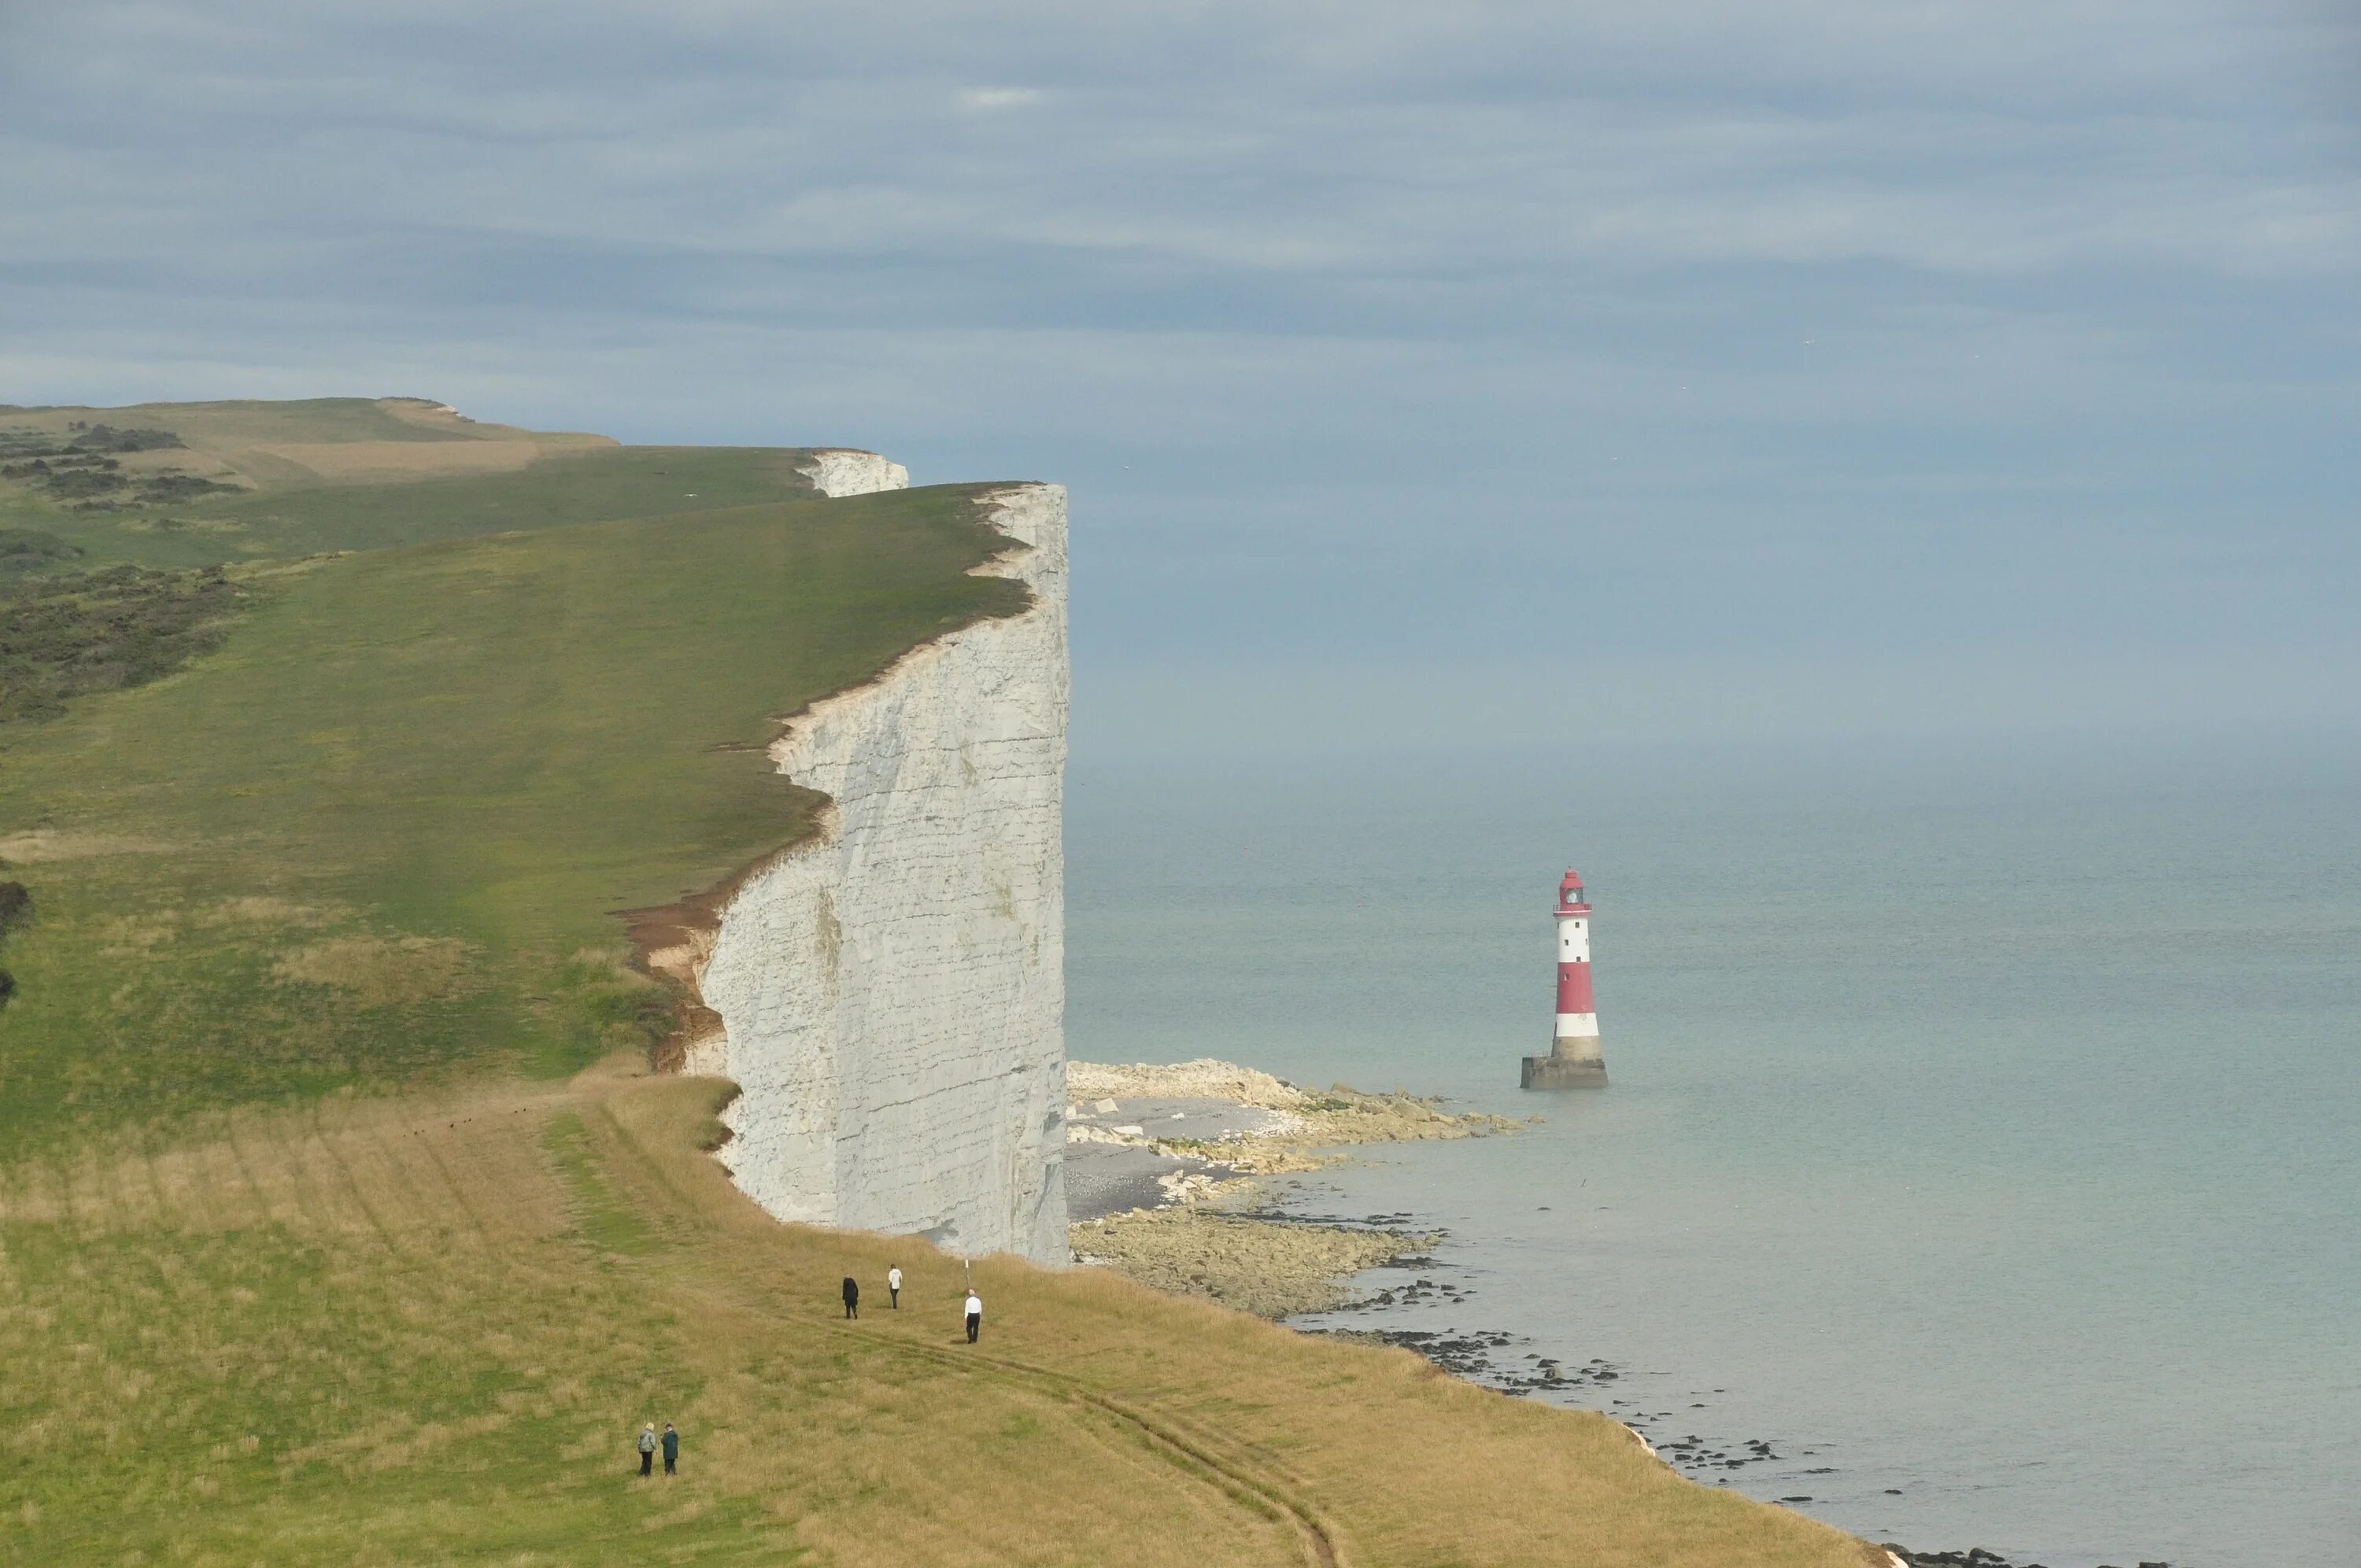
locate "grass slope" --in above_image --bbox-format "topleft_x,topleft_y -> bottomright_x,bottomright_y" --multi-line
2,393 -> 829,572
46,445 -> 840,569
0,399 -> 1879,1566
0,1062 -> 1879,1566
0,485 -> 1022,1146
0,396 -> 556,450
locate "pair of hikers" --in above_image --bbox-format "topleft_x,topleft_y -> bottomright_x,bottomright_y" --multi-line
841,1265 -> 907,1319
636,1422 -> 678,1477
837,1267 -> 982,1342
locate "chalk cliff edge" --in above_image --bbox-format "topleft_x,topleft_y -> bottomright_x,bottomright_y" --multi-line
671,469 -> 1070,1266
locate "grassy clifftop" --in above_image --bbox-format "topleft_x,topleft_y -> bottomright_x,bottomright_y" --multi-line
0,399 -> 1022,1146
0,397 -> 831,569
0,398 -> 1878,1566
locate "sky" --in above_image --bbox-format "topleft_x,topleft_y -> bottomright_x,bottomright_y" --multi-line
3,2 -> 2356,763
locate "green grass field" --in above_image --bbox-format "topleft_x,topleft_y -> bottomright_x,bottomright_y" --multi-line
1,397 -> 828,569
0,399 -> 1882,1566
0,478 -> 1022,1148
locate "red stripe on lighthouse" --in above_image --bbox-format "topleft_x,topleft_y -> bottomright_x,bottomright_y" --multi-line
1556,961 -> 1593,1014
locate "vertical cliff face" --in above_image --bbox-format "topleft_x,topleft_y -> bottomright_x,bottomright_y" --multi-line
689,483 -> 1070,1264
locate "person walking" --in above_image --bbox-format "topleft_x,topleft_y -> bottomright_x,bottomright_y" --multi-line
661,1422 -> 680,1477
887,1265 -> 902,1309
637,1422 -> 656,1477
963,1289 -> 983,1344
842,1275 -> 860,1320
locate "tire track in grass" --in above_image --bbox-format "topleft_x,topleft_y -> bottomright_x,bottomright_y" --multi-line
135,1133 -> 176,1227
540,1110 -> 661,1257
305,1111 -> 405,1260
1001,1350 -> 1330,1565
579,1071 -> 1343,1565
257,1109 -> 342,1239
225,1115 -> 321,1236
397,1116 -> 502,1256
754,1291 -> 1344,1568
662,1271 -> 1328,1568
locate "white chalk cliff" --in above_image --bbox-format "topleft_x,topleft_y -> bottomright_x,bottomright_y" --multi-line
689,481 -> 1070,1264
798,448 -> 911,498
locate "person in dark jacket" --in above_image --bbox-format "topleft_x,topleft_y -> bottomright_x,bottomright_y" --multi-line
661,1422 -> 679,1476
842,1275 -> 860,1319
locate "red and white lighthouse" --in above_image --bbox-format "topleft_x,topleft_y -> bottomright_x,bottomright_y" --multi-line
1522,869 -> 1608,1089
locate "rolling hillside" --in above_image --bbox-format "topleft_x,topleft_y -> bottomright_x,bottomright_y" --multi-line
0,399 -> 1879,1566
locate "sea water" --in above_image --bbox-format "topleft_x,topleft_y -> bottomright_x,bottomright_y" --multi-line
1066,735 -> 2361,1568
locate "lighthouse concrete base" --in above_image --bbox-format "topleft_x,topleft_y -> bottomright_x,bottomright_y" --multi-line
1521,1050 -> 1608,1090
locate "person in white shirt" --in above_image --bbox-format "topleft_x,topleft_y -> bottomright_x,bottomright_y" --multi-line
887,1265 -> 903,1309
963,1290 -> 983,1344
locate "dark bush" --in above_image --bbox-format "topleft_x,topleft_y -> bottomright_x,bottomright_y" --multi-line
41,467 -> 128,500
0,883 -> 20,1014
68,424 -> 183,454
0,564 -> 246,724
0,428 -> 62,459
0,529 -> 83,574
0,427 -> 231,509
138,473 -> 238,503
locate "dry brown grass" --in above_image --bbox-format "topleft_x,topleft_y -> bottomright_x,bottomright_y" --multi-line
270,933 -> 481,1007
0,828 -> 176,863
374,397 -> 615,446
223,436 -> 610,487
0,396 -> 617,499
0,396 -> 603,452
0,1057 -> 1885,1566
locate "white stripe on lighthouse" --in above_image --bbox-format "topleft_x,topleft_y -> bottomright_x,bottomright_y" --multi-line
1529,870 -> 1607,1087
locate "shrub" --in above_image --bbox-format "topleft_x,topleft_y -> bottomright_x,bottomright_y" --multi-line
139,473 -> 238,504
69,424 -> 184,454
0,564 -> 246,724
0,529 -> 84,575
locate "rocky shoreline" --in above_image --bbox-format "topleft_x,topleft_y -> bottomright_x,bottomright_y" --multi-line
1884,1550 -> 2173,1568
1309,1271 -> 2175,1568
1064,1059 -> 2172,1568
1062,1057 -> 1518,1317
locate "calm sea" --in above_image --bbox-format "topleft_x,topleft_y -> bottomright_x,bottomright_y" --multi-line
1066,734 -> 2361,1568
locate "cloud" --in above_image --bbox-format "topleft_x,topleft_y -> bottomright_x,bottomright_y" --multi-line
0,1 -> 2353,751
7,2 -> 2355,282
958,87 -> 1044,111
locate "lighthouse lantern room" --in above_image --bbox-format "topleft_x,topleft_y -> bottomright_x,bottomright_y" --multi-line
1522,869 -> 1608,1089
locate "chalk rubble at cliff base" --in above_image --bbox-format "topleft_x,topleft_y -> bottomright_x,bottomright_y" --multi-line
1066,1057 -> 1524,1173
1063,1057 -> 1522,1315
1071,1206 -> 1439,1319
